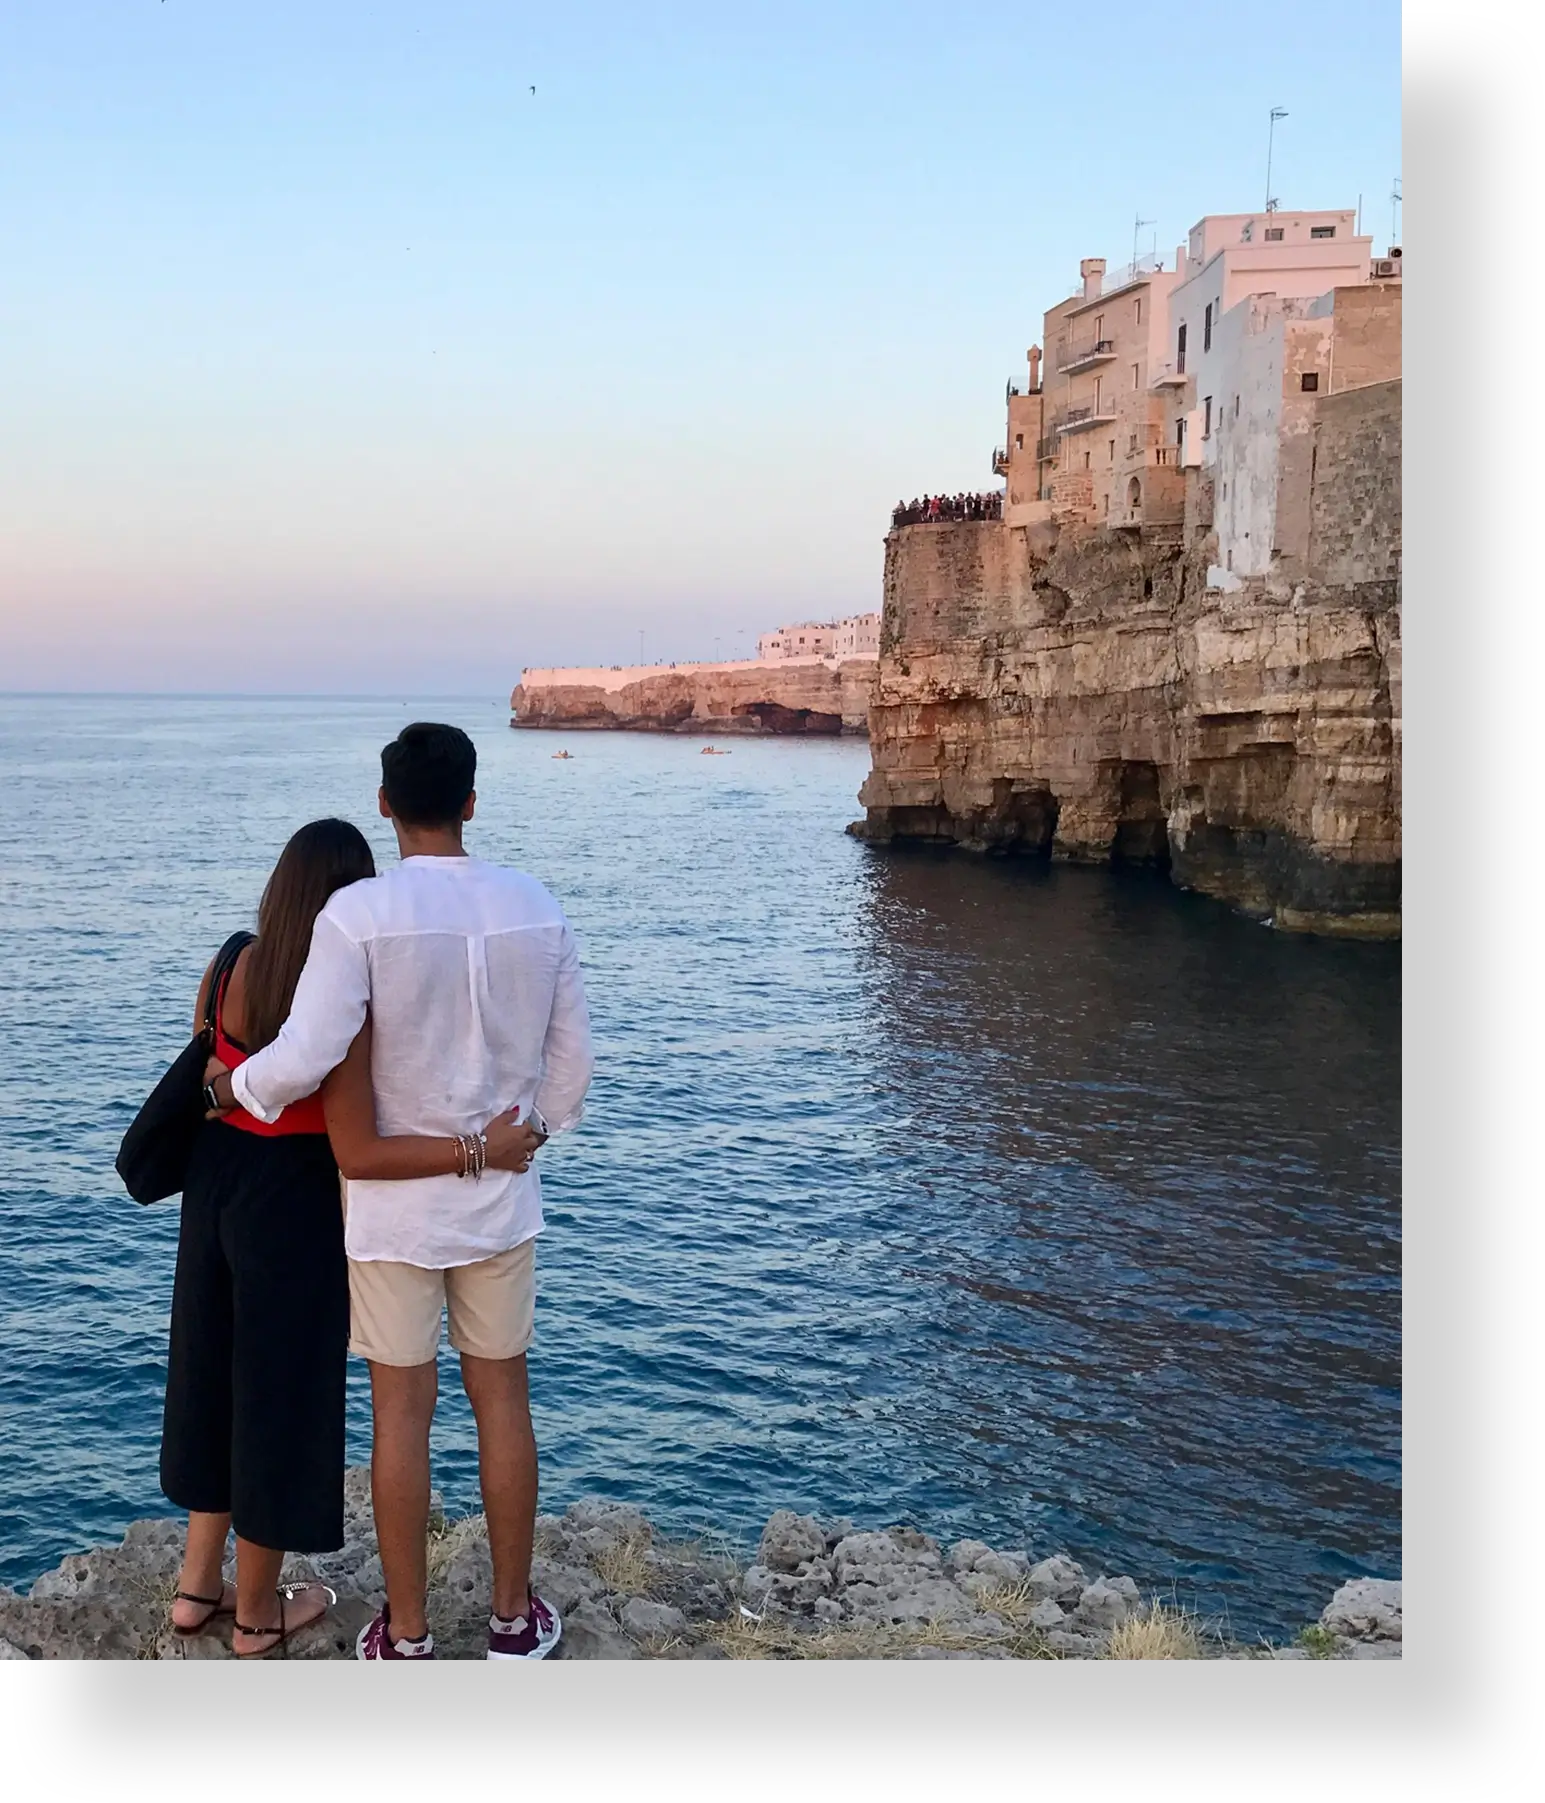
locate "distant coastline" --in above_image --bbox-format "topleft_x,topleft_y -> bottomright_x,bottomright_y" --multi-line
511,653 -> 876,737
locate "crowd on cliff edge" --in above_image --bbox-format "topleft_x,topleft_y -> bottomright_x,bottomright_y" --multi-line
892,492 -> 1004,528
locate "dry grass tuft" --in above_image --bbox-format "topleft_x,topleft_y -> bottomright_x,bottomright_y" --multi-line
970,1579 -> 1042,1628
425,1511 -> 489,1580
711,1610 -> 1056,1662
1104,1599 -> 1202,1660
532,1518 -> 568,1558
588,1531 -> 660,1597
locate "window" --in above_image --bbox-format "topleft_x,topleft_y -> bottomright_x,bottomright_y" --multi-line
1204,396 -> 1213,437
1265,226 -> 1284,242
1203,303 -> 1213,352
1233,395 -> 1240,418
1129,434 -> 1139,455
1176,419 -> 1185,447
1176,322 -> 1187,375
1300,372 -> 1320,393
1109,440 -> 1116,462
1084,451 -> 1091,469
1127,477 -> 1142,510
1131,363 -> 1140,390
1311,225 -> 1336,239
1094,314 -> 1104,339
1134,297 -> 1143,325
1015,432 -> 1024,448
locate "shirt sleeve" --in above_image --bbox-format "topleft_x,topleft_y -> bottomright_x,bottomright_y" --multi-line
533,918 -> 594,1134
228,910 -> 369,1124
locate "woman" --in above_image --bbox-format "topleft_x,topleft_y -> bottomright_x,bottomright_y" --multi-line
162,818 -> 535,1657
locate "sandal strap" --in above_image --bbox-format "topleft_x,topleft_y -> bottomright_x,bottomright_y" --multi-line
175,1589 -> 227,1608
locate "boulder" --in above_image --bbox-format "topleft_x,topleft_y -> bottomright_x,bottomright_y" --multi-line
620,1598 -> 688,1641
758,1511 -> 829,1574
563,1500 -> 652,1550
1026,1555 -> 1085,1605
559,1600 -> 640,1660
945,1541 -> 1029,1583
1028,1599 -> 1065,1631
1073,1579 -> 1131,1633
1321,1578 -> 1401,1643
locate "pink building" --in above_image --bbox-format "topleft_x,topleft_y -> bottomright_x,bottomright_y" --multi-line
758,614 -> 880,661
1157,210 -> 1373,482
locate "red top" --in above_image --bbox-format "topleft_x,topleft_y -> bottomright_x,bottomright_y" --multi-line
214,965 -> 328,1137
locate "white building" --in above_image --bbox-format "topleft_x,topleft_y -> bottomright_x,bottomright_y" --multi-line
758,613 -> 880,660
1160,210 -> 1372,475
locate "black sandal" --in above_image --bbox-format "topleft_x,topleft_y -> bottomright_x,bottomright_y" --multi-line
233,1582 -> 336,1660
171,1586 -> 235,1639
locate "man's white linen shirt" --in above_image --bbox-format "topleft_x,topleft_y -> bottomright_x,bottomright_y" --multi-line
228,854 -> 594,1269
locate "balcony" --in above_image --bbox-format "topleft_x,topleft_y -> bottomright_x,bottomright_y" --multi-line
1036,436 -> 1061,462
992,446 -> 1012,477
1058,400 -> 1119,434
1055,336 -> 1118,374
1150,360 -> 1188,388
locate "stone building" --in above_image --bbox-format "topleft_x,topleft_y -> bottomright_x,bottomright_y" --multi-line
757,613 -> 880,661
1207,277 -> 1402,587
1000,259 -> 1174,534
995,209 -> 1384,543
1159,210 -> 1374,486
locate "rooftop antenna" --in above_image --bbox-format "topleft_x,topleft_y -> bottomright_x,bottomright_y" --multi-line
1265,106 -> 1288,212
1132,213 -> 1154,276
1390,175 -> 1402,247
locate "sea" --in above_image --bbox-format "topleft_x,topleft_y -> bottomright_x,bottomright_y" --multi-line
0,695 -> 1401,1640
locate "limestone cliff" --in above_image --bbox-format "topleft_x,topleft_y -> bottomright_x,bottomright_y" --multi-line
853,383 -> 1400,936
512,657 -> 875,735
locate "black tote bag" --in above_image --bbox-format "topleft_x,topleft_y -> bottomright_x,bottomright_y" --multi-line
115,930 -> 255,1205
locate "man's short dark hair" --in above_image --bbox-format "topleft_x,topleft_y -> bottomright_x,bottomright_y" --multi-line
381,722 -> 477,827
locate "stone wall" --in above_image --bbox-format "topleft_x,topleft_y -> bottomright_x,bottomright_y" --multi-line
1328,282 -> 1403,393
853,500 -> 1401,935
1307,378 -> 1402,593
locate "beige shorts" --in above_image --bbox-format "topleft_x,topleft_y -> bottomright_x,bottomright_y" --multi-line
348,1239 -> 536,1367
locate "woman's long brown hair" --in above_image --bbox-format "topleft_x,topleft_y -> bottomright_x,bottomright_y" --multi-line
241,818 -> 376,1052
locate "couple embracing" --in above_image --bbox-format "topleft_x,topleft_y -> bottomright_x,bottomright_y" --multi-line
159,722 -> 593,1659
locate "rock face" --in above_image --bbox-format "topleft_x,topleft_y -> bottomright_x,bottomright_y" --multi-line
853,384 -> 1401,935
512,657 -> 876,736
0,1466 -> 1398,1661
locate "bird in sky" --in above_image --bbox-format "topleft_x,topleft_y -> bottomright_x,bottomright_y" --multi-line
530,86 -> 536,95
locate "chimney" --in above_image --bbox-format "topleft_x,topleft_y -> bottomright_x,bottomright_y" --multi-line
1176,243 -> 1187,278
1027,344 -> 1042,389
1080,257 -> 1105,302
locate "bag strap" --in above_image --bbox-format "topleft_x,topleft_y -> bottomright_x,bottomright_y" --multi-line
202,930 -> 257,1042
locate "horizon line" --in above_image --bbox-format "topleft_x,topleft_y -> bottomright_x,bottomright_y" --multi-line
1,690 -> 511,702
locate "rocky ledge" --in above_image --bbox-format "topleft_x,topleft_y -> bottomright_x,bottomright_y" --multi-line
0,1468 -> 1400,1661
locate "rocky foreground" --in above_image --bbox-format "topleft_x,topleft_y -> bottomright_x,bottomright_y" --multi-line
0,1468 -> 1401,1661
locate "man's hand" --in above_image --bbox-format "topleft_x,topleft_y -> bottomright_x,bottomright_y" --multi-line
484,1110 -> 542,1174
202,1056 -> 236,1120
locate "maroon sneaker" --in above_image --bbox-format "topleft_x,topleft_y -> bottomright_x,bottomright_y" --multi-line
356,1604 -> 435,1660
487,1590 -> 562,1660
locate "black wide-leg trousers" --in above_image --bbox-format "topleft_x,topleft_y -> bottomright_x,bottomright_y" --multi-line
160,1121 -> 348,1553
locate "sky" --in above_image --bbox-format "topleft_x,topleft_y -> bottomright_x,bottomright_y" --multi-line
0,0 -> 1402,694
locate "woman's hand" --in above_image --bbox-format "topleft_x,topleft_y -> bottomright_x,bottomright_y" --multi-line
202,1055 -> 235,1119
484,1110 -> 543,1173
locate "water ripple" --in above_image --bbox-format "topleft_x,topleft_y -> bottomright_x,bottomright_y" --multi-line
0,696 -> 1399,1638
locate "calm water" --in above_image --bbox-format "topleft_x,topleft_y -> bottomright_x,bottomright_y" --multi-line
0,696 -> 1401,1638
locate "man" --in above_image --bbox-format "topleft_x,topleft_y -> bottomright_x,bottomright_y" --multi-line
204,722 -> 594,1660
